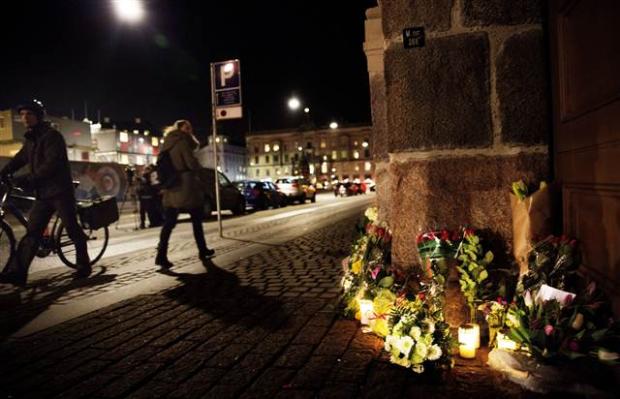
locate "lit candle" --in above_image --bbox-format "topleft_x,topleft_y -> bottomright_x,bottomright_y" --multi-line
472,323 -> 480,348
496,332 -> 518,351
358,299 -> 374,326
458,323 -> 478,359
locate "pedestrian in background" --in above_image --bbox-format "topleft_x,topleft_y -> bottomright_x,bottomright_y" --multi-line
137,165 -> 163,228
155,120 -> 214,268
0,100 -> 90,286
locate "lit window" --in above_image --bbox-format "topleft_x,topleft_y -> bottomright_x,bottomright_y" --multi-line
321,162 -> 327,174
353,151 -> 359,159
273,144 -> 280,152
323,155 -> 328,161
152,137 -> 159,146
331,167 -> 336,173
264,144 -> 270,152
341,151 -> 347,159
331,151 -> 337,160
355,165 -> 360,172
365,162 -> 372,171
144,130 -> 150,136
133,130 -> 139,135
216,137 -> 221,143
120,132 -> 129,143
320,141 -> 326,148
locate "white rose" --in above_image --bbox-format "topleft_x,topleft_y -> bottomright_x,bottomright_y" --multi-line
414,342 -> 428,360
427,344 -> 442,361
384,335 -> 395,352
397,336 -> 415,358
409,326 -> 422,341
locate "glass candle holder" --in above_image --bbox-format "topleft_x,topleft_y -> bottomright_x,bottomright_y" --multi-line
458,323 -> 479,359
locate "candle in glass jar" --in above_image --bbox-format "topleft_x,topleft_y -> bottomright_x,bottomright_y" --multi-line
458,323 -> 479,359
358,299 -> 374,326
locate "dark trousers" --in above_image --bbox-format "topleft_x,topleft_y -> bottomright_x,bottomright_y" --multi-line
158,207 -> 207,255
9,194 -> 89,275
139,197 -> 151,227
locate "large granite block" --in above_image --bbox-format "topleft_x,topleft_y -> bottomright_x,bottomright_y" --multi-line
497,30 -> 549,145
462,0 -> 543,26
382,0 -> 453,37
385,33 -> 492,151
382,152 -> 549,267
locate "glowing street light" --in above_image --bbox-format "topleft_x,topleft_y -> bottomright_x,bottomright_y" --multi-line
112,0 -> 145,23
288,97 -> 301,111
304,107 -> 310,113
329,122 -> 338,129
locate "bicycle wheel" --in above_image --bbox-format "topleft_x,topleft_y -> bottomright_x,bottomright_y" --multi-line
0,220 -> 16,273
55,222 -> 109,268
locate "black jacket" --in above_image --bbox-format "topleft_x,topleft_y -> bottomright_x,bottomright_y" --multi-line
1,122 -> 74,199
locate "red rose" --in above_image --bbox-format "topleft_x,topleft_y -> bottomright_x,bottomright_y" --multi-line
440,229 -> 450,241
418,292 -> 426,301
376,227 -> 385,237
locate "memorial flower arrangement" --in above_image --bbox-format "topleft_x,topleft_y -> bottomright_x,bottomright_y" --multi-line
519,235 -> 581,294
478,298 -> 509,347
456,228 -> 493,322
505,281 -> 620,364
341,207 -> 394,325
384,292 -> 452,373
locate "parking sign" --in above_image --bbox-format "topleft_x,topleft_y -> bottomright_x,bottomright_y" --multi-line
212,60 -> 242,120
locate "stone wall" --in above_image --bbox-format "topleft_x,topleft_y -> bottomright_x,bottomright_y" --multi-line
365,0 -> 550,266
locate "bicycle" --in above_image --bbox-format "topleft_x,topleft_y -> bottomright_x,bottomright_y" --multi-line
0,179 -> 110,272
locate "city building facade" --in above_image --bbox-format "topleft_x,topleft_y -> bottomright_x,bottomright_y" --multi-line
91,118 -> 161,166
246,125 -> 373,184
195,135 -> 247,182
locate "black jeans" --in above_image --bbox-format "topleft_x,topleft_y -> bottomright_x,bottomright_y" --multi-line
158,207 -> 208,255
8,193 -> 89,275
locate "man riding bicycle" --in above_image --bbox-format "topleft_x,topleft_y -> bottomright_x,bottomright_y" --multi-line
0,100 -> 90,286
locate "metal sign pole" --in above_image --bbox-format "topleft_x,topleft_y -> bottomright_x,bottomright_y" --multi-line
210,62 -> 223,237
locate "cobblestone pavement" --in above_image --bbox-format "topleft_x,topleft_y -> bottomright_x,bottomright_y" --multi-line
0,215 -> 567,398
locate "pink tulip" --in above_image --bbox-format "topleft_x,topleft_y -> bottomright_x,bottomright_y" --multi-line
544,325 -> 554,336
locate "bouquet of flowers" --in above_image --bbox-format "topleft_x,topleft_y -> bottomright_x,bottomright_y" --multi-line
341,207 -> 393,320
416,229 -> 460,284
520,235 -> 581,294
478,297 -> 509,347
456,229 -> 493,322
506,282 -> 620,364
384,292 -> 452,373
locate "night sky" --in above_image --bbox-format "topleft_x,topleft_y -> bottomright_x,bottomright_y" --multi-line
0,0 -> 377,144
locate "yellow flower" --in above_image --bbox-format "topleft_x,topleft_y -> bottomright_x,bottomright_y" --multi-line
371,319 -> 389,337
351,260 -> 363,274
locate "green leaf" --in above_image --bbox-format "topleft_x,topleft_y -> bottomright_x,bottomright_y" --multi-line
477,270 -> 488,282
483,251 -> 494,264
378,276 -> 394,288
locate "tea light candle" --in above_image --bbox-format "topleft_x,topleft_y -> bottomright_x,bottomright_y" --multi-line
358,299 -> 374,326
496,332 -> 518,351
458,323 -> 479,359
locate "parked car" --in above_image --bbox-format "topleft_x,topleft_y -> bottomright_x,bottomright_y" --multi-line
197,168 -> 246,216
234,180 -> 286,210
275,176 -> 317,204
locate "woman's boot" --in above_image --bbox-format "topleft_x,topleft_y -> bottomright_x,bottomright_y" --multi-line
155,243 -> 173,268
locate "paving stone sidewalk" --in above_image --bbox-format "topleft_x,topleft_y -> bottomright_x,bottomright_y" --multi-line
0,216 -> 569,398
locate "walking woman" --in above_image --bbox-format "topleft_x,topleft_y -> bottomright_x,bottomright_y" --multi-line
156,119 -> 214,268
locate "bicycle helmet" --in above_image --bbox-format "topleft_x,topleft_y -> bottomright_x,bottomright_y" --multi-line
17,99 -> 46,120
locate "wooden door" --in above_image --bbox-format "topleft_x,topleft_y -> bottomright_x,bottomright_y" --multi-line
549,0 -> 620,312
